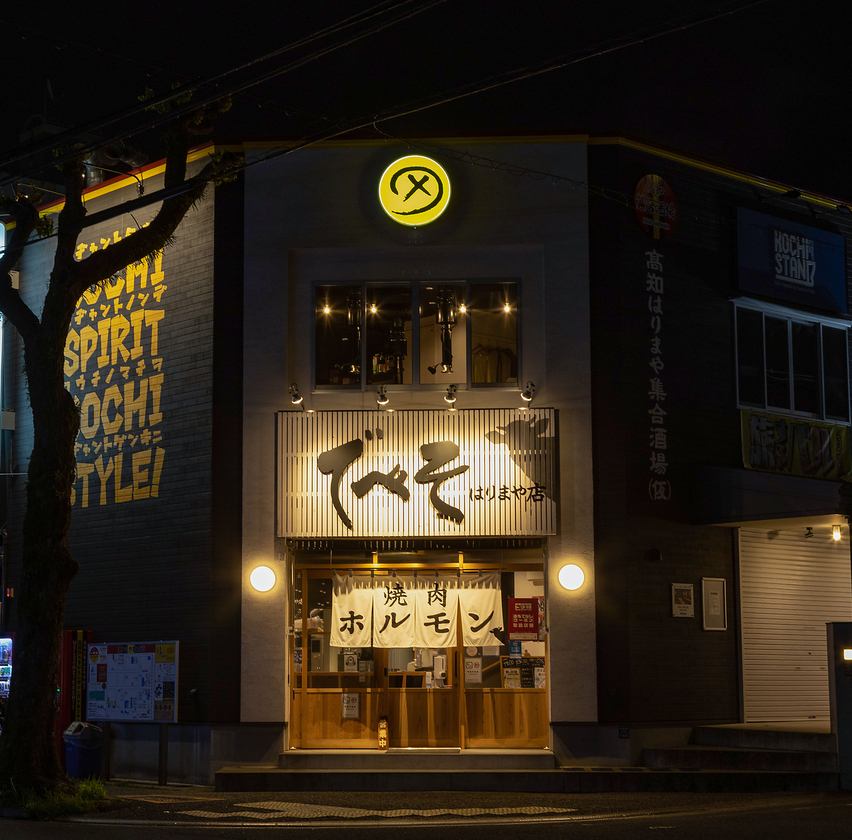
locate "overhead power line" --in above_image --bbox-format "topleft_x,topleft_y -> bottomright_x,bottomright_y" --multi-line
0,0 -> 446,185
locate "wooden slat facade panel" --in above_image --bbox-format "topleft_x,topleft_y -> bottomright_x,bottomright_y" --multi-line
277,408 -> 557,538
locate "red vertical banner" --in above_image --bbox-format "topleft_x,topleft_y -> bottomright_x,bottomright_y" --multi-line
508,597 -> 540,640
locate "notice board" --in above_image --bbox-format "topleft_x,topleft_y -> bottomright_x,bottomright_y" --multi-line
86,641 -> 179,722
500,656 -> 546,689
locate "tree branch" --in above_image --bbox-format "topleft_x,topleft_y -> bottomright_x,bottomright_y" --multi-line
54,159 -> 87,269
0,199 -> 41,342
68,130 -> 214,302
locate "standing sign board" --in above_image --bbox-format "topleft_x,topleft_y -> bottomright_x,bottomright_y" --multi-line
86,641 -> 179,722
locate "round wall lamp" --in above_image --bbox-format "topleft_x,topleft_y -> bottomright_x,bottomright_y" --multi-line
558,563 -> 585,591
250,565 -> 277,592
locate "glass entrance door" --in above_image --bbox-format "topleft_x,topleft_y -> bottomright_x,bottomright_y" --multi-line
288,557 -> 548,751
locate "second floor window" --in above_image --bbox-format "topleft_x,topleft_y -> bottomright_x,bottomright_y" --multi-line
735,302 -> 850,423
315,281 -> 519,390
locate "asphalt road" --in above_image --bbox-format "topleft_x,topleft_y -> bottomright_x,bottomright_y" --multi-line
3,790 -> 852,839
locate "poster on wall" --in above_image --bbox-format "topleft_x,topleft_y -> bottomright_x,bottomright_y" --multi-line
85,641 -> 179,722
341,692 -> 360,720
508,597 -> 541,640
671,583 -> 695,618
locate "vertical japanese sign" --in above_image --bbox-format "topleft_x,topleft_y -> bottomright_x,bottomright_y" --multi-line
634,175 -> 677,505
65,229 -> 167,508
645,247 -> 670,503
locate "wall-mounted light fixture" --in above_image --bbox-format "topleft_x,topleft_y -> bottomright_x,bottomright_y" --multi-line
289,383 -> 304,411
444,384 -> 457,407
558,563 -> 585,591
520,381 -> 535,407
249,565 -> 276,592
805,526 -> 814,539
833,524 -> 842,542
376,385 -> 390,408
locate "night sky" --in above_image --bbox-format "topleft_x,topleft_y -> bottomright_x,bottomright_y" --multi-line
0,1 -> 849,198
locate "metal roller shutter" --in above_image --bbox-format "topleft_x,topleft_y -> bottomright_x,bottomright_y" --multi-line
739,525 -> 852,722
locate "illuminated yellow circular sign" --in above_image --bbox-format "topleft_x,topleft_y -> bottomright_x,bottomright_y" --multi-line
378,155 -> 451,226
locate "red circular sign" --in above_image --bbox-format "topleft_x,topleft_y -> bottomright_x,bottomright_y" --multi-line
634,175 -> 677,239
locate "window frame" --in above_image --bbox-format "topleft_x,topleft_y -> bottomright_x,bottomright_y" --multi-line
312,279 -> 521,392
733,297 -> 851,425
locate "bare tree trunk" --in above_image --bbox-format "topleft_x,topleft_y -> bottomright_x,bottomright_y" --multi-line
0,332 -> 79,790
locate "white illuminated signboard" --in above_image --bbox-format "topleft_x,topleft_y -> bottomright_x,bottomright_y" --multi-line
278,408 -> 557,538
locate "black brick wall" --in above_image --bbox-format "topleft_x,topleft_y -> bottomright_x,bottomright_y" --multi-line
6,160 -> 241,724
589,144 -> 852,725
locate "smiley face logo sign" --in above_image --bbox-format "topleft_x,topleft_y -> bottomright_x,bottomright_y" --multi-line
378,155 -> 451,226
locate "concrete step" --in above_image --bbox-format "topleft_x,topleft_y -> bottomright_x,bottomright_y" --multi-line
643,745 -> 838,772
215,764 -> 839,793
692,725 -> 836,754
279,749 -> 556,771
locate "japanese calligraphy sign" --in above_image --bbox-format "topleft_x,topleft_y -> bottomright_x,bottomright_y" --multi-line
330,574 -> 373,648
414,578 -> 459,648
458,574 -> 504,647
330,574 -> 503,649
278,409 -> 557,537
644,246 -> 671,503
373,577 -> 416,648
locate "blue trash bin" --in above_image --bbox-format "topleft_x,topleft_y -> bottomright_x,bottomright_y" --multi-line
63,721 -> 104,778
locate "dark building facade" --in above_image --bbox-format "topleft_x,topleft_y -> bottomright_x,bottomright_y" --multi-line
1,137 -> 850,780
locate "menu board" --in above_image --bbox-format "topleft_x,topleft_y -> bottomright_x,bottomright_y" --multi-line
86,641 -> 179,722
500,656 -> 546,689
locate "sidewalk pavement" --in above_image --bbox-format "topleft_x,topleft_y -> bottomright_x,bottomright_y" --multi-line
84,782 -> 849,825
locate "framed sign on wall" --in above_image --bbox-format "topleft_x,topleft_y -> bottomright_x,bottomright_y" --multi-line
702,578 -> 727,631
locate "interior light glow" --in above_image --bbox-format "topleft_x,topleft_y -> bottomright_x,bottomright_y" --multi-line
369,303 -> 378,314
833,524 -> 842,542
458,303 -> 467,314
844,649 -> 852,661
322,304 -> 331,315
503,302 -> 512,313
250,565 -> 276,592
558,563 -> 585,591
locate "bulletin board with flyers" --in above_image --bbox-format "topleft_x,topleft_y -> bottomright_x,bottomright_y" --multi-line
85,641 -> 179,723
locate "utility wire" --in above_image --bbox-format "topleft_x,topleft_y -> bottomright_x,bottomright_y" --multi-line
0,0 -> 444,182
8,0 -> 807,254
